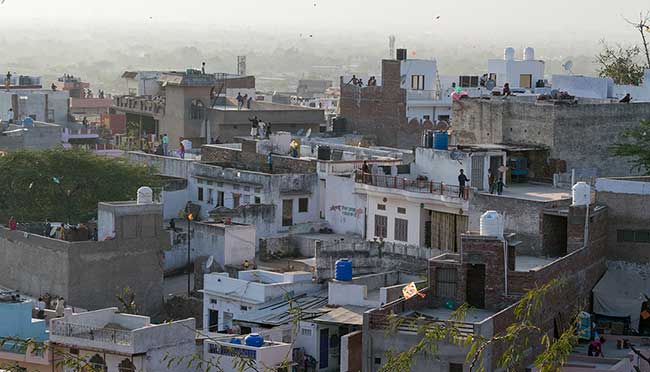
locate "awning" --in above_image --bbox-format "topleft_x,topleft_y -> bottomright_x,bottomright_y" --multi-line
593,268 -> 650,331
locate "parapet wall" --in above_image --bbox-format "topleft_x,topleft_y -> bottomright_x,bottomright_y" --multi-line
201,145 -> 316,174
0,228 -> 164,316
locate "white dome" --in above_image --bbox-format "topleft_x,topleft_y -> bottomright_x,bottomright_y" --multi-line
524,47 -> 535,61
480,211 -> 504,238
572,182 -> 590,206
504,47 -> 515,61
137,186 -> 154,204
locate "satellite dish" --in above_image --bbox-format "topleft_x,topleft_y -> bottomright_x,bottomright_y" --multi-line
434,120 -> 450,131
205,256 -> 214,270
486,79 -> 496,91
562,60 -> 574,74
450,149 -> 463,160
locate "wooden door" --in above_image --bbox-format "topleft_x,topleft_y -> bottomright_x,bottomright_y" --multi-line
466,264 -> 486,309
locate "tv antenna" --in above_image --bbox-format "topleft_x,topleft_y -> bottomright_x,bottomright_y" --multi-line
562,60 -> 574,75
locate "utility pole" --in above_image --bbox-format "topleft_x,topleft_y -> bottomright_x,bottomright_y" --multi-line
185,202 -> 194,297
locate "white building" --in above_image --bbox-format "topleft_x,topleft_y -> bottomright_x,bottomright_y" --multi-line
552,69 -> 650,101
487,47 -> 545,92
202,270 -> 321,332
0,89 -> 71,124
49,307 -> 196,372
204,335 -> 293,372
121,71 -> 164,96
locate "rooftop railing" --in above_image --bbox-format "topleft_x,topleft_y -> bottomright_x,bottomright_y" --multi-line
50,321 -> 133,346
113,96 -> 165,116
354,171 -> 469,200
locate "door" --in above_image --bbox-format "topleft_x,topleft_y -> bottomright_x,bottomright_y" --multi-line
319,328 -> 329,369
471,156 -> 484,190
520,74 -> 532,89
208,309 -> 218,332
282,199 -> 293,226
466,264 -> 486,309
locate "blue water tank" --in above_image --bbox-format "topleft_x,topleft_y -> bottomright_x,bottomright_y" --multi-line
22,117 -> 34,127
335,259 -> 353,281
434,131 -> 449,150
230,338 -> 242,345
244,333 -> 264,347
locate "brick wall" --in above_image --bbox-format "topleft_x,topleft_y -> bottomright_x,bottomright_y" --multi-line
201,145 -> 316,174
340,60 -> 420,148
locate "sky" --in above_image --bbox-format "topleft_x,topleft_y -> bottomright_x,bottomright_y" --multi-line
0,0 -> 647,42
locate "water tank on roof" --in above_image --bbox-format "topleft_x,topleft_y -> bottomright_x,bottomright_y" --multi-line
504,47 -> 515,61
433,131 -> 449,150
524,47 -> 535,61
422,130 -> 434,148
335,259 -> 353,281
317,145 -> 331,160
244,333 -> 264,347
572,182 -> 590,206
396,48 -> 408,61
230,338 -> 242,345
137,186 -> 153,204
480,211 -> 504,238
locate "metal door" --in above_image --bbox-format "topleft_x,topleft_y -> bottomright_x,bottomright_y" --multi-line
319,328 -> 329,369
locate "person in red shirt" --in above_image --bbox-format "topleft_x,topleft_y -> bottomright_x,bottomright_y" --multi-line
8,216 -> 17,230
588,336 -> 606,357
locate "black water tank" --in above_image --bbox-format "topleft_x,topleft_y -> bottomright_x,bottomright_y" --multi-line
317,145 -> 331,160
396,49 -> 407,61
333,117 -> 347,134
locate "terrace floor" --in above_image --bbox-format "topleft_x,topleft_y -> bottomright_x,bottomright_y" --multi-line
480,183 -> 571,202
515,255 -> 557,272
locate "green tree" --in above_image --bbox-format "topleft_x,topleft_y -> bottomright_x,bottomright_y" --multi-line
0,149 -> 159,223
595,41 -> 645,85
611,120 -> 650,174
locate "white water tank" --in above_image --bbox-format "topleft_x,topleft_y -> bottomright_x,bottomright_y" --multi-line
572,182 -> 590,206
504,47 -> 515,61
524,47 -> 535,61
137,186 -> 154,204
480,211 -> 504,238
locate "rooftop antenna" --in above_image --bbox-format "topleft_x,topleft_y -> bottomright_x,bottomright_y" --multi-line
562,60 -> 574,75
389,35 -> 396,59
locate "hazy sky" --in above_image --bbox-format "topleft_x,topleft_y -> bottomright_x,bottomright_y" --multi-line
1,0 -> 647,42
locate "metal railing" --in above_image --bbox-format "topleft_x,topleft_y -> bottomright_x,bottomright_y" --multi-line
354,172 -> 469,199
406,90 -> 439,101
50,321 -> 133,346
113,96 -> 165,115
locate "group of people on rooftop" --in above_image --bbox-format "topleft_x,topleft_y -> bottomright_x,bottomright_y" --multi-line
236,92 -> 252,110
346,75 -> 377,87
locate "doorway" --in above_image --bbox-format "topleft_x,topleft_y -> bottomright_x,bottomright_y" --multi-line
208,309 -> 218,332
466,264 -> 486,309
282,199 -> 293,226
319,328 -> 329,369
471,156 -> 484,190
520,74 -> 533,89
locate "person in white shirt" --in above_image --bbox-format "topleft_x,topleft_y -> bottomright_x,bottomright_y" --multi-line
7,108 -> 14,124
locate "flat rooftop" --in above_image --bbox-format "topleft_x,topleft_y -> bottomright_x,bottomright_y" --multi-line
515,255 -> 557,272
479,183 -> 571,202
408,307 -> 496,323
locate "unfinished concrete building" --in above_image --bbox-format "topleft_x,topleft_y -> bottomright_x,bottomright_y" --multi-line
451,98 -> 650,177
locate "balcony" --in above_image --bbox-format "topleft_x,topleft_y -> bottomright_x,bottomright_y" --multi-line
354,172 -> 469,200
113,95 -> 165,117
406,89 -> 439,101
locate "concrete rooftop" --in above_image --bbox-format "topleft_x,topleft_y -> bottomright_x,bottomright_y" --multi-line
479,183 -> 571,202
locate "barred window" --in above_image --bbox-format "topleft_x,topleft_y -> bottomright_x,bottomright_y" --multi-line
394,218 -> 408,242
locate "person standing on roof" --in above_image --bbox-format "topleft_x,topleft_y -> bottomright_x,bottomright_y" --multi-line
458,169 -> 469,198
178,138 -> 185,159
201,61 -> 206,74
236,92 -> 243,110
162,133 -> 169,156
7,108 -> 14,124
620,93 -> 632,103
502,83 -> 511,97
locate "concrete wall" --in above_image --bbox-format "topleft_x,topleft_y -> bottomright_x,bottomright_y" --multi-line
452,99 -> 650,177
324,175 -> 366,236
0,123 -> 62,151
469,192 -> 571,256
596,177 -> 650,263
0,227 -> 165,316
0,90 -> 70,123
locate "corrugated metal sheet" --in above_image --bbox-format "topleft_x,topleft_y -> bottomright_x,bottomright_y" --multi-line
312,306 -> 366,326
235,292 -> 328,326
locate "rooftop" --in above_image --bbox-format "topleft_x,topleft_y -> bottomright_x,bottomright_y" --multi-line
478,183 -> 571,202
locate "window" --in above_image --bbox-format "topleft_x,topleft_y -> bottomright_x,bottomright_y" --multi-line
89,354 -> 107,372
394,218 -> 408,242
233,184 -> 240,190
243,195 -> 250,204
301,328 -> 312,336
217,182 -> 224,187
299,198 -> 309,213
255,188 -> 262,193
254,196 -> 261,204
210,299 -> 218,304
449,363 -> 464,372
190,99 -> 205,120
397,207 -> 406,214
459,76 -> 479,88
217,191 -> 225,207
436,268 -> 458,298
375,215 -> 387,238
118,359 -> 137,372
519,74 -> 533,89
244,186 -> 250,192
377,204 -> 386,211
282,199 -> 293,226
411,75 -> 425,90
374,357 -> 382,365
197,187 -> 204,201
423,115 -> 431,121
240,305 -> 248,311
618,230 -> 650,243
233,193 -> 241,208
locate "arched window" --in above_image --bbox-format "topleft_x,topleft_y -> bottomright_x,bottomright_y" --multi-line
118,358 -> 137,372
190,99 -> 205,120
89,354 -> 107,372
